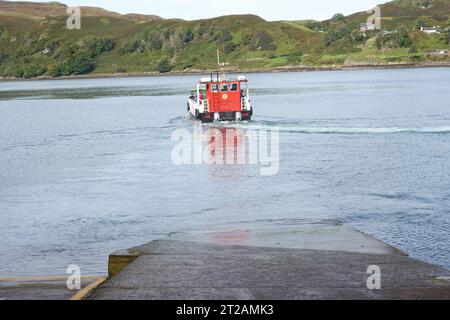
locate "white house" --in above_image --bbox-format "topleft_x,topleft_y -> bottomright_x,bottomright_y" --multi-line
421,26 -> 440,34
360,23 -> 376,32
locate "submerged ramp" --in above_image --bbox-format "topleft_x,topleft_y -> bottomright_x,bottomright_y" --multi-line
89,224 -> 450,300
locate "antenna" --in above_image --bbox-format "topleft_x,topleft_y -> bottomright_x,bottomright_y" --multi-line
216,49 -> 229,81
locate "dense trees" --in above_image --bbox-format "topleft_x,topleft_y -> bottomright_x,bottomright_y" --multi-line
1,35 -> 115,78
324,23 -> 351,47
49,54 -> 96,77
181,28 -> 195,45
6,63 -> 47,78
120,28 -> 165,54
376,27 -> 413,49
351,30 -> 366,43
322,21 -> 362,54
22,64 -> 47,78
324,11 -> 361,53
88,38 -> 115,57
46,37 -> 114,77
331,13 -> 345,22
120,27 -> 196,54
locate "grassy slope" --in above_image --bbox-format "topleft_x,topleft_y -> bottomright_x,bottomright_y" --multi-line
0,0 -> 449,78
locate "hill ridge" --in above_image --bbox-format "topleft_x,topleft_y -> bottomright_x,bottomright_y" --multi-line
0,0 -> 449,78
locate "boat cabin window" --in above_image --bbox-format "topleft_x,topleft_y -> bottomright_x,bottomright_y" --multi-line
220,84 -> 229,92
231,83 -> 238,92
211,84 -> 219,92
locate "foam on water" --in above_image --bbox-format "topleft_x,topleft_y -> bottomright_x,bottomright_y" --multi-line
203,120 -> 450,135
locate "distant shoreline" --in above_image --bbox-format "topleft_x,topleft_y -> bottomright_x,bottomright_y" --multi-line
1,61 -> 449,82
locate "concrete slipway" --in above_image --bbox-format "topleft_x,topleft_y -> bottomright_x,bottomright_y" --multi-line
88,223 -> 450,300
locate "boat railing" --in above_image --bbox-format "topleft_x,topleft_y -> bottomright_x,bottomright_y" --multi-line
202,99 -> 209,112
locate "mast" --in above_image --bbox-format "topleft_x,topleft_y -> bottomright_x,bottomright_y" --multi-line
216,49 -> 228,81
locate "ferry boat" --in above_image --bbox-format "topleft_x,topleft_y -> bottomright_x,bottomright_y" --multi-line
187,53 -> 253,123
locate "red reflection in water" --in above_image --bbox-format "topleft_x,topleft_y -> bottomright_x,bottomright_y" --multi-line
209,230 -> 251,245
206,127 -> 244,165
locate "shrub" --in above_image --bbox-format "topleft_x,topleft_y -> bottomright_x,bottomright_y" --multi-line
376,28 -> 412,49
53,53 -> 96,76
120,40 -> 139,54
324,23 -> 351,47
22,64 -> 47,78
157,59 -> 172,73
70,54 -> 96,74
48,64 -> 61,77
331,13 -> 345,22
193,25 -> 208,38
87,38 -> 115,56
12,65 -> 24,78
182,28 -> 194,44
303,21 -> 324,32
224,42 -> 237,54
408,45 -> 418,54
287,51 -> 303,64
409,53 -> 425,61
351,30 -> 366,43
395,27 -> 413,48
241,33 -> 252,46
443,31 -> 450,45
176,28 -> 195,48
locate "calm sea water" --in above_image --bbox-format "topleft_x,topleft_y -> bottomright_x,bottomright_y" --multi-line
0,68 -> 449,276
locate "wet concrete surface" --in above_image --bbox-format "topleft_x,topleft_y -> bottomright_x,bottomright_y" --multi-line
167,224 -> 405,255
90,224 -> 450,300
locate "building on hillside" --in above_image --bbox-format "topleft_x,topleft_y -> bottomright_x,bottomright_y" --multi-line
421,26 -> 440,34
360,23 -> 376,32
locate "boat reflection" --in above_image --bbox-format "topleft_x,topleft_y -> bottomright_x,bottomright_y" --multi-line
208,230 -> 252,245
205,127 -> 243,165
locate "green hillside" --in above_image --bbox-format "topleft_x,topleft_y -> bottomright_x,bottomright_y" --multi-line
0,0 -> 449,78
